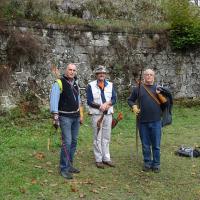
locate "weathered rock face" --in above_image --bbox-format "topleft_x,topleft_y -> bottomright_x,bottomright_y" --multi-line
59,0 -> 163,23
0,22 -> 200,109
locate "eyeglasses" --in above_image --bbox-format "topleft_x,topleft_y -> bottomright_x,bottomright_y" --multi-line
144,74 -> 154,76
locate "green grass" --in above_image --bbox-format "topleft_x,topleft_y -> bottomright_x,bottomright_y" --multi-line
0,104 -> 200,200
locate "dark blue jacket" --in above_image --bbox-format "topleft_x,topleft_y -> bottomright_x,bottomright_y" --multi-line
158,86 -> 173,127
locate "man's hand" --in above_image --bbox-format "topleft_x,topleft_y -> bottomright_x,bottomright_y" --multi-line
132,105 -> 140,115
156,86 -> 167,104
156,86 -> 161,94
53,113 -> 60,129
80,116 -> 84,124
100,102 -> 112,112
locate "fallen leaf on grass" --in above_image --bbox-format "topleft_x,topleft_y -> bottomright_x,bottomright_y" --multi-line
63,180 -> 68,184
100,186 -> 107,189
71,184 -> 78,192
34,165 -> 43,169
48,170 -> 53,173
91,189 -> 99,194
31,179 -> 37,184
19,187 -> 26,194
83,179 -> 94,185
34,152 -> 45,160
50,183 -> 58,187
72,179 -> 94,185
46,161 -> 52,166
43,179 -> 48,183
79,193 -> 86,198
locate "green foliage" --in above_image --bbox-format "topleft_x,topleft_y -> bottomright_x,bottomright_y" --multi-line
2,0 -> 25,19
170,24 -> 200,50
1,0 -> 46,21
166,0 -> 200,50
174,98 -> 200,107
0,105 -> 200,199
24,0 -> 43,21
7,31 -> 41,68
84,0 -> 117,19
0,0 -> 169,32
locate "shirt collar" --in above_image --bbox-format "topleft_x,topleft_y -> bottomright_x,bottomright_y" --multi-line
96,80 -> 108,86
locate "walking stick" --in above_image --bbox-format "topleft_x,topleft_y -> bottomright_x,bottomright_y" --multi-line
48,64 -> 61,151
135,68 -> 143,160
47,127 -> 58,151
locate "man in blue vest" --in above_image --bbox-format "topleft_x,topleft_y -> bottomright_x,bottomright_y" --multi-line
87,65 -> 117,169
50,63 -> 83,179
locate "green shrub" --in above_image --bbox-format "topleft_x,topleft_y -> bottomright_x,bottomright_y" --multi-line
2,0 -> 45,21
7,31 -> 42,68
170,24 -> 200,50
85,0 -> 117,19
2,0 -> 25,19
24,0 -> 43,21
166,0 -> 200,50
174,98 -> 200,107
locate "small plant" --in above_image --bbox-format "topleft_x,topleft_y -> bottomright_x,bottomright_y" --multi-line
18,91 -> 40,116
7,31 -> 42,69
24,0 -> 43,21
2,0 -> 24,20
85,0 -> 117,19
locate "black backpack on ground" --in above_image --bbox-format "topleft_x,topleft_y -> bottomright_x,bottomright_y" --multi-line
175,146 -> 200,158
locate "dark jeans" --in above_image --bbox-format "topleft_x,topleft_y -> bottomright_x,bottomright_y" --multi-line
139,120 -> 161,169
59,116 -> 80,172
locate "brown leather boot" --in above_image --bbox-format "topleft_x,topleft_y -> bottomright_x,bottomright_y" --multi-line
103,161 -> 115,167
96,162 -> 105,169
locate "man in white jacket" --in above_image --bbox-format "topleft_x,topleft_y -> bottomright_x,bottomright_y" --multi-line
86,65 -> 117,169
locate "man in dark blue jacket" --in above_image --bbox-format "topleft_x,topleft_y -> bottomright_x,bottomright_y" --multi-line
128,69 -> 168,173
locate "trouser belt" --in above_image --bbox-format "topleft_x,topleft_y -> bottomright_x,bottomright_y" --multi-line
59,108 -> 79,114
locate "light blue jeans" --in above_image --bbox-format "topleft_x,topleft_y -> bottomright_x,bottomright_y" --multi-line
59,116 -> 80,172
139,120 -> 162,169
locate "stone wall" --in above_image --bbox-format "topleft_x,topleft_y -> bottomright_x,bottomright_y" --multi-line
0,22 -> 200,109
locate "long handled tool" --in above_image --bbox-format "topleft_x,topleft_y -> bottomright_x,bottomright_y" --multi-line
48,64 -> 61,151
47,127 -> 58,151
135,67 -> 143,160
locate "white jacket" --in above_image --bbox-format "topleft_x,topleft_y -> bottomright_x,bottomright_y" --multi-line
88,80 -> 114,115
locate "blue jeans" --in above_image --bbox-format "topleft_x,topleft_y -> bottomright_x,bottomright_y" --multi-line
139,120 -> 161,169
59,116 -> 80,172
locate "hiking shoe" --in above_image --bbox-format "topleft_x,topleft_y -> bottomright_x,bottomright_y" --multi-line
60,171 -> 73,179
96,162 -> 105,169
152,167 -> 160,173
103,161 -> 115,167
69,166 -> 80,174
142,166 -> 152,172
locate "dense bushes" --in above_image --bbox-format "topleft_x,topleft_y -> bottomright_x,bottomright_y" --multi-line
1,0 -> 45,21
0,0 -> 166,30
7,31 -> 42,68
166,0 -> 200,50
1,0 -> 200,50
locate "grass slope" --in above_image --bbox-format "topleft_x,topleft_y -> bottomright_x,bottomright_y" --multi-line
0,104 -> 200,200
